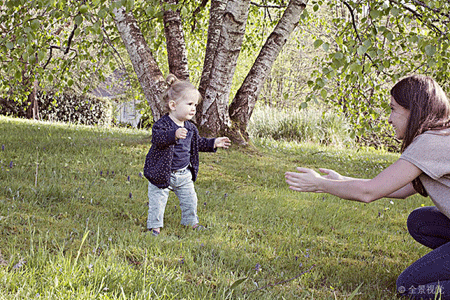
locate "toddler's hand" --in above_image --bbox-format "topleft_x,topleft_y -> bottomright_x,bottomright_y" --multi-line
215,137 -> 231,149
176,128 -> 188,139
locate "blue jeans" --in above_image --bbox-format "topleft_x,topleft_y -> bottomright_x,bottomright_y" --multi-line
397,206 -> 450,299
147,168 -> 199,229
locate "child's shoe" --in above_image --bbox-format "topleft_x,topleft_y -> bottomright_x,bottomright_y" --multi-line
192,224 -> 206,231
148,228 -> 160,236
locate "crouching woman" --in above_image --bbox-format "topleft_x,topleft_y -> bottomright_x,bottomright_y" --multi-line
285,75 -> 450,299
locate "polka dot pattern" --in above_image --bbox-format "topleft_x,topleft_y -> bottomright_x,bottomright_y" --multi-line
143,114 -> 216,188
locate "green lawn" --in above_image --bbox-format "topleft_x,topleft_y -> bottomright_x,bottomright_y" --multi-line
0,116 -> 433,299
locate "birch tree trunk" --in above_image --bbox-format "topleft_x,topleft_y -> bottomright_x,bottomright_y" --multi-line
197,0 -> 227,97
196,0 -> 251,137
162,0 -> 190,81
229,0 -> 307,144
113,6 -> 166,121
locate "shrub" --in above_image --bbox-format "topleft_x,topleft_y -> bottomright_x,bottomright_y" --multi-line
248,105 -> 354,148
0,90 -> 112,126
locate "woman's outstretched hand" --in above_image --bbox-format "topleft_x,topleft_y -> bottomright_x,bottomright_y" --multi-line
285,167 -> 324,193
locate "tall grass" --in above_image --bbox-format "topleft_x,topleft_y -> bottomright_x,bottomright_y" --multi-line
0,115 -> 435,299
248,105 -> 354,148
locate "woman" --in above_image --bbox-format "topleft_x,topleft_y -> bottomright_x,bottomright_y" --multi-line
285,75 -> 450,299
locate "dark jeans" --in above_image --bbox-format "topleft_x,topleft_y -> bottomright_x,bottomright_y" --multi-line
397,206 -> 450,299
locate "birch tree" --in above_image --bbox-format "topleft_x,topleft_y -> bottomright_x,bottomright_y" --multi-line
113,0 -> 307,144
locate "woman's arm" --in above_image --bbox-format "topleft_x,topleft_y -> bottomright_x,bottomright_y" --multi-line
318,168 -> 417,199
285,159 -> 422,203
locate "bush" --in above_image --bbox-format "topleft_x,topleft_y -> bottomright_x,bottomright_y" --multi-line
248,105 -> 354,148
0,90 -> 112,126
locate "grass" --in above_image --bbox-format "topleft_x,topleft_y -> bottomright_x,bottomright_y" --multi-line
0,115 -> 434,299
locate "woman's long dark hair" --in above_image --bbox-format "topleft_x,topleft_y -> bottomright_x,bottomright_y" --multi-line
390,75 -> 450,196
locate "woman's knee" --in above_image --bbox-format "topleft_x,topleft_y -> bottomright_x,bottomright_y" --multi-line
407,206 -> 437,235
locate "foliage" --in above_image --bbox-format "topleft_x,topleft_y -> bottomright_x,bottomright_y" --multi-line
303,0 -> 450,148
0,90 -> 112,126
0,115 -> 436,299
248,105 -> 355,148
0,0 -> 128,103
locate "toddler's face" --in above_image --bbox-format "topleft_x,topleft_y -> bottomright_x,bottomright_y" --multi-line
170,89 -> 200,123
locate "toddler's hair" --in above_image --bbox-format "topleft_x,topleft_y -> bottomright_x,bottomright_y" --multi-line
162,74 -> 201,113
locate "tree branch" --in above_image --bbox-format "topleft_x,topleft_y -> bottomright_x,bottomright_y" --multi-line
389,0 -> 442,35
342,1 -> 361,42
192,0 -> 209,31
43,22 -> 78,70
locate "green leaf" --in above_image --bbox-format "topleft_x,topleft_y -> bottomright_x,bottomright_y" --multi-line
6,42 -> 14,50
425,44 -> 436,57
349,63 -> 361,73
229,277 -> 247,290
369,10 -> 381,19
385,32 -> 393,42
314,39 -> 323,49
390,7 -> 400,16
322,43 -> 329,52
320,89 -> 327,98
14,70 -> 22,80
38,51 -> 46,62
30,19 -> 40,30
79,5 -> 88,14
334,52 -> 343,59
75,15 -> 83,25
357,45 -> 367,56
68,79 -> 74,86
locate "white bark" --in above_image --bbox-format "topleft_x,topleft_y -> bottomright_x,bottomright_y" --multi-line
113,6 -> 166,120
197,0 -> 251,136
229,0 -> 308,142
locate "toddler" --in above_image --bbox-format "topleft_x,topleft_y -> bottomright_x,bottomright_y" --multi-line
143,74 -> 231,236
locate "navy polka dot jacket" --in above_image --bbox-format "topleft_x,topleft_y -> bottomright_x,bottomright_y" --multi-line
143,114 -> 216,188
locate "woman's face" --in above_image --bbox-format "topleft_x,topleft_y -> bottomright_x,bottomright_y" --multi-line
388,96 -> 411,140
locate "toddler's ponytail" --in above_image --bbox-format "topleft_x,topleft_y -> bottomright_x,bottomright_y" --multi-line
166,74 -> 178,86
